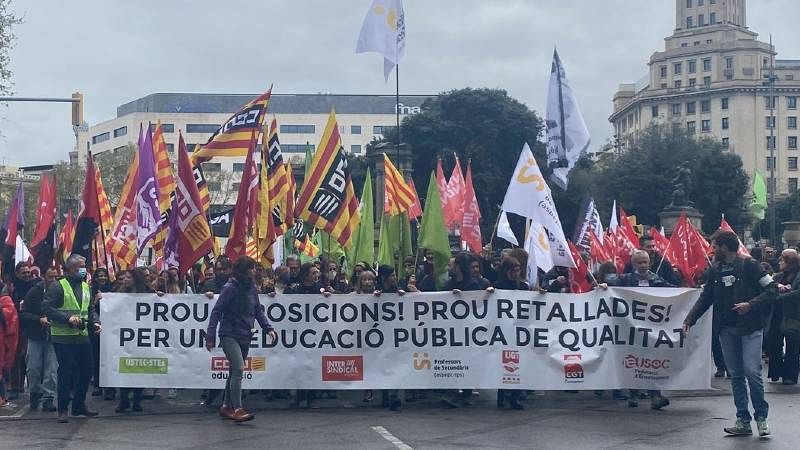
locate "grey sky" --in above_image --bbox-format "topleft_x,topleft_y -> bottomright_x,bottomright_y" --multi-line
1,0 -> 798,166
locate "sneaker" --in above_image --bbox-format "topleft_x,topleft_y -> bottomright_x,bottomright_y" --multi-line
756,419 -> 770,437
651,396 -> 670,410
724,419 -> 753,436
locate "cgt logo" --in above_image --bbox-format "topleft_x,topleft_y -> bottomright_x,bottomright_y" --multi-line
211,357 -> 266,372
563,354 -> 584,382
322,356 -> 364,382
623,355 -> 671,370
413,352 -> 431,370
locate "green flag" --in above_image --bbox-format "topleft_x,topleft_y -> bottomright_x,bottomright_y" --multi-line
418,171 -> 452,289
751,171 -> 767,220
377,212 -> 413,275
347,168 -> 375,273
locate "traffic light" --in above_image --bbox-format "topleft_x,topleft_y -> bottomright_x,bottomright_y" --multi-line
71,92 -> 83,126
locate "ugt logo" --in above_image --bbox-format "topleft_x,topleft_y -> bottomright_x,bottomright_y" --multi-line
413,352 -> 431,370
563,354 -> 584,382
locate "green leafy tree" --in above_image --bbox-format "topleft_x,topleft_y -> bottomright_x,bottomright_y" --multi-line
95,144 -> 136,207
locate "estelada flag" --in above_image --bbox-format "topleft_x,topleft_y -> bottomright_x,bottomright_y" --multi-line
294,109 -> 360,248
192,88 -> 272,164
165,133 -> 213,274
383,153 -> 415,216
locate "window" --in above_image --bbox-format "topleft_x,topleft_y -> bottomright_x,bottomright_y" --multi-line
92,132 -> 110,144
351,125 -> 362,134
202,162 -> 221,172
166,143 -> 174,153
790,178 -> 798,193
207,181 -> 221,192
709,12 -> 716,24
280,124 -> 315,134
767,156 -> 776,170
187,144 -> 197,152
698,0 -> 704,5
673,62 -> 682,75
150,123 -> 175,133
767,136 -> 776,149
686,17 -> 693,28
231,182 -> 240,192
373,125 -> 397,135
233,163 -> 245,172
682,42 -> 689,48
706,39 -> 713,44
765,96 -> 776,109
791,136 -> 798,149
789,117 -> 798,129
789,157 -> 798,171
282,144 -> 315,153
688,60 -> 697,73
701,99 -> 711,113
660,66 -> 667,78
694,41 -> 701,46
710,0 -> 716,4
672,122 -> 682,132
686,102 -> 696,114
722,117 -> 729,129
113,126 -> 127,138
686,0 -> 692,7
789,97 -> 798,109
721,97 -> 729,109
689,78 -> 697,87
703,76 -> 711,87
725,57 -> 733,70
703,58 -> 712,71
674,80 -> 682,88
767,116 -> 776,128
722,137 -> 729,148
651,105 -> 659,118
186,124 -> 221,133
350,144 -> 362,154
660,83 -> 668,89
671,103 -> 682,116
698,14 -> 704,26
701,119 -> 711,132
687,121 -> 696,133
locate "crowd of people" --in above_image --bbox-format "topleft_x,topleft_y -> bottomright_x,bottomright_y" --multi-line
0,229 -> 796,436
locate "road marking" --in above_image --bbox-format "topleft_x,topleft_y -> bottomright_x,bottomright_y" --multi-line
372,425 -> 413,450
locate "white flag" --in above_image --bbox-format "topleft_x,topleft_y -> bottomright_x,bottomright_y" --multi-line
609,200 -> 619,231
501,143 -> 575,267
497,211 -> 518,246
356,0 -> 406,81
574,197 -> 604,249
545,49 -> 590,190
525,221 -> 554,274
15,235 -> 31,264
272,239 -> 284,270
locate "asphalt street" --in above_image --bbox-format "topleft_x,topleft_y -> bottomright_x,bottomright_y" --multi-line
2,380 -> 799,449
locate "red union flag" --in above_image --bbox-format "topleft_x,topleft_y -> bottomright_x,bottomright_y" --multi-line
443,156 -> 465,229
165,133 -> 213,273
668,214 -> 709,287
716,218 -> 751,258
461,160 -> 482,253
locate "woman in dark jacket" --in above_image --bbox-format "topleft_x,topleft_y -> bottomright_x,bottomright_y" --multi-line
90,267 -> 115,400
206,256 -> 277,423
495,258 -> 528,410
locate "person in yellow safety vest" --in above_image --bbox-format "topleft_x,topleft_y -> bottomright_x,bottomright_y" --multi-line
43,254 -> 102,423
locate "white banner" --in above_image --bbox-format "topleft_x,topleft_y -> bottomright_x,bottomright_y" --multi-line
100,288 -> 710,390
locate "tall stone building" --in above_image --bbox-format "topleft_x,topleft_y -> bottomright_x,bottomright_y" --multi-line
610,0 -> 800,196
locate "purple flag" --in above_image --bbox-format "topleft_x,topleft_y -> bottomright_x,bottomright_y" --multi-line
136,124 -> 163,255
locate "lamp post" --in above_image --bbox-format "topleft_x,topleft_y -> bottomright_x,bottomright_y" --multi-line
763,36 -> 778,246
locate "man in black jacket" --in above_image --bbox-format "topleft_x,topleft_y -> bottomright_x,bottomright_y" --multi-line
20,267 -> 59,411
683,231 -> 776,437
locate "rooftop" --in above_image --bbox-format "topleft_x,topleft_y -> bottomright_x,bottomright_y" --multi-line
117,93 -> 436,118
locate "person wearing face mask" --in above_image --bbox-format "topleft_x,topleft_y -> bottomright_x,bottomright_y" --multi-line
89,267 -> 115,401
43,254 -> 102,423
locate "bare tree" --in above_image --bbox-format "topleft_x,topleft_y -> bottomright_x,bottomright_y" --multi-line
204,168 -> 237,209
0,0 -> 22,96
95,144 -> 136,207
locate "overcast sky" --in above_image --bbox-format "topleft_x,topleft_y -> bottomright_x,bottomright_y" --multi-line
1,0 -> 798,167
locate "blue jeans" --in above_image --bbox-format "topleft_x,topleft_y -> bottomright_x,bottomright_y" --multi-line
719,327 -> 769,421
26,339 -> 58,400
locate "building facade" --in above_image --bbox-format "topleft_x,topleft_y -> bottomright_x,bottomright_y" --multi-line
76,93 -> 433,206
610,0 -> 800,196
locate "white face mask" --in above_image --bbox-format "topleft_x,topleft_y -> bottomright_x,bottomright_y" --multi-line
77,268 -> 88,280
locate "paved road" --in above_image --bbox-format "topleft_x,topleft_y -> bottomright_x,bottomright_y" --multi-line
3,381 -> 799,449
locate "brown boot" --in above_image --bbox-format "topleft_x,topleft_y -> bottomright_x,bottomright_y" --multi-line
219,405 -> 234,419
232,408 -> 254,422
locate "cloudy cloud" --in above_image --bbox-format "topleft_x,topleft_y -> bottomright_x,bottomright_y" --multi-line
0,0 -> 797,166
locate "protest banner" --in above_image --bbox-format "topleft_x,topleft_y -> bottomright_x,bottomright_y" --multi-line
100,288 -> 710,390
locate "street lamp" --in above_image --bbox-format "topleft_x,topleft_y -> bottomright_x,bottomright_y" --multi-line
762,36 -> 778,247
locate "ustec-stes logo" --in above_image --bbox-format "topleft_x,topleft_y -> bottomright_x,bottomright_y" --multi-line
210,357 -> 266,372
563,354 -> 584,382
322,356 -> 364,381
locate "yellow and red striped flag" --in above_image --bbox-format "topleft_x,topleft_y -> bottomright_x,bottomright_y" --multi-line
383,153 -> 415,216
294,109 -> 360,248
192,88 -> 272,164
106,151 -> 139,269
151,122 -> 176,268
